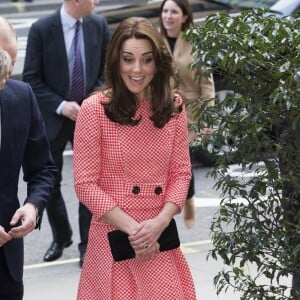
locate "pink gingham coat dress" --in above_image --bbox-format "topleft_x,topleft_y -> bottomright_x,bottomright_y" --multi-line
73,92 -> 196,300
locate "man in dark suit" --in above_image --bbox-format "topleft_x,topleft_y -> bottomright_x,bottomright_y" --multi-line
23,0 -> 110,266
0,16 -> 56,299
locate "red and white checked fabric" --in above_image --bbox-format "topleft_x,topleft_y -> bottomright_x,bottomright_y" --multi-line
73,92 -> 196,299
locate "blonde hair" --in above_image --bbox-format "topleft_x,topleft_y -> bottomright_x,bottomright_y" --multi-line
0,48 -> 11,80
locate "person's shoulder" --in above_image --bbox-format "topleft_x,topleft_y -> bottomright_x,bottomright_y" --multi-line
176,32 -> 192,48
5,79 -> 30,91
2,80 -> 34,108
82,91 -> 109,108
80,92 -> 109,122
32,10 -> 59,28
86,13 -> 107,25
4,79 -> 35,101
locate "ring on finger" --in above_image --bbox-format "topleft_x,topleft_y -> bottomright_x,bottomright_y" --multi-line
142,242 -> 149,249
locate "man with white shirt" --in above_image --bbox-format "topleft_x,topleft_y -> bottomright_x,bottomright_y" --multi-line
23,0 -> 110,267
0,16 -> 56,299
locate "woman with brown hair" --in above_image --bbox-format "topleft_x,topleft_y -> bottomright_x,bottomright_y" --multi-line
159,0 -> 216,228
73,17 -> 196,299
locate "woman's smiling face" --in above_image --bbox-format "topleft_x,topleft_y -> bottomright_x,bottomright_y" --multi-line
161,0 -> 187,37
119,38 -> 156,100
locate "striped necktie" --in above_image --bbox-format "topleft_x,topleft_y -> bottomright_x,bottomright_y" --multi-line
69,20 -> 84,103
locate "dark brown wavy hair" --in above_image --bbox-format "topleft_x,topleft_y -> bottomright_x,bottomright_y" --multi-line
103,17 -> 181,128
159,0 -> 194,37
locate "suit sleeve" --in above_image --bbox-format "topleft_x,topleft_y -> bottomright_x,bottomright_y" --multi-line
95,18 -> 111,89
22,84 -> 57,227
164,96 -> 192,212
23,20 -> 64,113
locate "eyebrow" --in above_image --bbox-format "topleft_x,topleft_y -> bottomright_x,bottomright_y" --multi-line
121,51 -> 153,56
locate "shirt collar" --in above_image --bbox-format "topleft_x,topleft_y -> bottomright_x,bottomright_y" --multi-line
60,5 -> 83,29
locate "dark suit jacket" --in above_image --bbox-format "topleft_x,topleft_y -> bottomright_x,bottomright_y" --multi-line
23,10 -> 110,141
0,79 -> 56,282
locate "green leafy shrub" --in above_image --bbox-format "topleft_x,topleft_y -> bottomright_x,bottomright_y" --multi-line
185,9 -> 300,299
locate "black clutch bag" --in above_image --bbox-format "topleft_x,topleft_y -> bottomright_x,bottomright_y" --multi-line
107,218 -> 180,262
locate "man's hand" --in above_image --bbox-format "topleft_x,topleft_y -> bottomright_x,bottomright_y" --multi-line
61,101 -> 81,121
0,225 -> 12,247
8,203 -> 37,238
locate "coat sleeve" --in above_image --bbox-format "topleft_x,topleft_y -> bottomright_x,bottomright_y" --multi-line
73,96 -> 117,219
23,18 -> 65,114
22,83 -> 57,227
164,96 -> 192,212
93,16 -> 111,89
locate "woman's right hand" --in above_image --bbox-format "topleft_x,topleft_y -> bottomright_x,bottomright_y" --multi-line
128,219 -> 163,261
